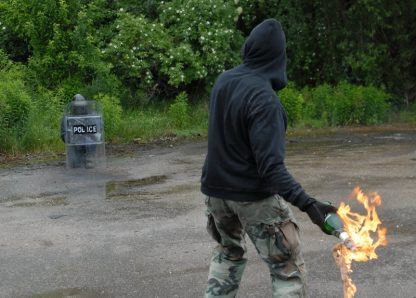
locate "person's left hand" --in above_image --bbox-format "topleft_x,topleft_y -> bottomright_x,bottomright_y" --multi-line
305,200 -> 338,234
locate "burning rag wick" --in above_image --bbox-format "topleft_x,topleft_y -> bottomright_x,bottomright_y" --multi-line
332,187 -> 388,298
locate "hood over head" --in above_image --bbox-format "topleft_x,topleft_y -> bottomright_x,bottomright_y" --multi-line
242,19 -> 287,91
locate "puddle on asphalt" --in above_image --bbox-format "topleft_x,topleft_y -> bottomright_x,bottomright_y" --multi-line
372,133 -> 409,140
2,192 -> 67,208
105,175 -> 167,200
25,287 -> 110,298
104,175 -> 198,219
16,196 -> 66,207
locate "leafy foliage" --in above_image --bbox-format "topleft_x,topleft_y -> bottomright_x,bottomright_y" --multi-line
302,82 -> 390,126
19,89 -> 64,152
0,62 -> 32,151
1,0 -> 414,104
159,0 -> 242,83
236,0 -> 415,105
168,91 -> 190,129
278,84 -> 304,127
0,0 -> 118,98
302,84 -> 335,126
0,66 -> 31,131
93,93 -> 122,139
104,1 -> 242,101
0,0 -> 414,153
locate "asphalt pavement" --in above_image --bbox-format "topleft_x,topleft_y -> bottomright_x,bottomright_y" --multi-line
0,128 -> 415,298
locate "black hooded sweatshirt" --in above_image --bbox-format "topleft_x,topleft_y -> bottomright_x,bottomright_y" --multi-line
200,19 -> 314,211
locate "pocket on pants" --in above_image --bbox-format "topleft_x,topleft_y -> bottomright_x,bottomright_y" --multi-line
275,220 -> 305,279
266,220 -> 301,262
278,220 -> 301,256
268,224 -> 291,262
246,223 -> 290,262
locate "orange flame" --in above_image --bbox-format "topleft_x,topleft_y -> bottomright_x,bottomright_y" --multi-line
333,187 -> 388,298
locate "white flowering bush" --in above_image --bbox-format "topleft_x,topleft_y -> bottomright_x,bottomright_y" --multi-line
104,13 -> 170,92
105,1 -> 243,100
159,0 -> 243,81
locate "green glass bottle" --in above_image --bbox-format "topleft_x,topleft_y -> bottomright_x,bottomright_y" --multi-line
323,213 -> 344,236
324,213 -> 355,250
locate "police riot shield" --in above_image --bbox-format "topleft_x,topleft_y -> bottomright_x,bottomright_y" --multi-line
64,100 -> 105,169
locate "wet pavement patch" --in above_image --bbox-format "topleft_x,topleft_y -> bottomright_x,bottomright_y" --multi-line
105,175 -> 167,200
23,287 -> 110,298
1,193 -> 67,208
103,177 -> 198,219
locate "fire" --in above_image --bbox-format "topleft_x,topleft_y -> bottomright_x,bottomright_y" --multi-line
333,187 -> 388,298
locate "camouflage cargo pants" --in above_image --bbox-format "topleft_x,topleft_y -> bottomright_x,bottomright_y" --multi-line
204,195 -> 306,298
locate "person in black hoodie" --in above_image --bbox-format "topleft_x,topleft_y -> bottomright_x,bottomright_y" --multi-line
201,19 -> 337,297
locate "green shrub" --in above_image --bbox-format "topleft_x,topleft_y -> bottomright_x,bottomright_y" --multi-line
114,98 -> 208,143
0,67 -> 31,131
19,89 -> 64,152
104,1 -> 242,100
332,82 -> 390,125
159,0 -> 242,83
93,93 -> 122,139
360,85 -> 390,124
114,107 -> 170,143
0,49 -> 12,71
0,62 -> 32,152
395,102 -> 416,123
302,82 -> 390,126
278,84 -> 304,126
0,0 -> 113,95
82,72 -> 123,101
104,13 -> 171,94
168,92 -> 190,129
52,78 -> 85,108
303,84 -> 334,126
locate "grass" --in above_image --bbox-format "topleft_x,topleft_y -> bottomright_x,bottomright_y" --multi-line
111,99 -> 208,144
1,96 -> 415,167
0,99 -> 208,167
0,123 -> 63,157
390,108 -> 416,123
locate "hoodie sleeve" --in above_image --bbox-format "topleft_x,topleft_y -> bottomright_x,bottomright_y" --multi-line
247,94 -> 315,211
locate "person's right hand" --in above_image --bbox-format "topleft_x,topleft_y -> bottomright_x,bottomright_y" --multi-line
305,200 -> 338,234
